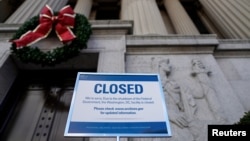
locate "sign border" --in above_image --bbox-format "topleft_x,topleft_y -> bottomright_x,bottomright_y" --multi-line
64,72 -> 172,137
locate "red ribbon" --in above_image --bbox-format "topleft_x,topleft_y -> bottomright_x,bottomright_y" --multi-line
12,5 -> 76,48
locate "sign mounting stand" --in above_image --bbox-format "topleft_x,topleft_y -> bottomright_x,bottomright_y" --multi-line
117,136 -> 119,141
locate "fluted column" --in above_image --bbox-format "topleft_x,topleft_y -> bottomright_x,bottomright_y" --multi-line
5,0 -> 68,24
121,0 -> 168,35
198,0 -> 232,38
163,0 -> 200,35
74,0 -> 92,18
199,0 -> 250,39
197,10 -> 224,38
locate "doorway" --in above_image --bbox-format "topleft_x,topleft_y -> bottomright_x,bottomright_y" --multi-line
0,69 -> 96,141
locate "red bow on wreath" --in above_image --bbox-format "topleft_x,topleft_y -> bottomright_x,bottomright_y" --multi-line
12,5 -> 76,48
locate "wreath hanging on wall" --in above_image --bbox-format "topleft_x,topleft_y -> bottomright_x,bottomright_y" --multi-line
9,5 -> 92,66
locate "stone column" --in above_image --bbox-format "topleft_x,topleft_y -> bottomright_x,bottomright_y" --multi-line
163,0 -> 200,35
74,0 -> 93,18
5,0 -> 68,24
197,10 -> 224,38
121,0 -> 168,35
199,0 -> 250,39
46,0 -> 68,11
198,0 -> 232,38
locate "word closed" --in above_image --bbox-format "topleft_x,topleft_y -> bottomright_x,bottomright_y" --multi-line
94,83 -> 143,94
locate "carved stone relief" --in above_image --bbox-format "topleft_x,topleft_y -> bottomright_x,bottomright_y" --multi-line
158,58 -> 227,141
190,59 -> 227,123
158,58 -> 195,141
126,55 -> 228,141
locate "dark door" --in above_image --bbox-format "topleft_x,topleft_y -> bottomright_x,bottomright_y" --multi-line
0,70 -> 95,141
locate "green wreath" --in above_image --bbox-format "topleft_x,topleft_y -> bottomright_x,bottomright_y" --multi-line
10,14 -> 92,66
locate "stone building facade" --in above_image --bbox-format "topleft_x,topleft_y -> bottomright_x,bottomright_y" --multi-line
0,0 -> 249,141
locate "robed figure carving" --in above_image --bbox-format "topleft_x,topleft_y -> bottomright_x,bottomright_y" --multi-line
157,58 -> 227,141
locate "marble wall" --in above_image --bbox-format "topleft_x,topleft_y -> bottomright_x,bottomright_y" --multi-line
125,53 -> 245,141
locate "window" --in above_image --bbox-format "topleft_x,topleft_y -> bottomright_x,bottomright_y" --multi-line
94,1 -> 120,20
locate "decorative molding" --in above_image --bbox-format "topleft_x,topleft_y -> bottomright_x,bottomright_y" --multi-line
215,39 -> 250,57
0,20 -> 133,35
126,34 -> 218,54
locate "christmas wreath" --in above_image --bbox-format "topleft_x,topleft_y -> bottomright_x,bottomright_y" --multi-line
10,5 -> 92,66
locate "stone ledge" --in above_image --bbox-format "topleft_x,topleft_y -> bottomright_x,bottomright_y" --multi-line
126,35 -> 218,54
215,39 -> 250,57
0,20 -> 133,35
126,34 -> 219,46
217,39 -> 250,50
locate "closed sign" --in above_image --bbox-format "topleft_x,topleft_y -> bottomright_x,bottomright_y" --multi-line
64,73 -> 171,137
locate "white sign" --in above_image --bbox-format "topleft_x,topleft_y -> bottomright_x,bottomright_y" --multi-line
64,72 -> 171,137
